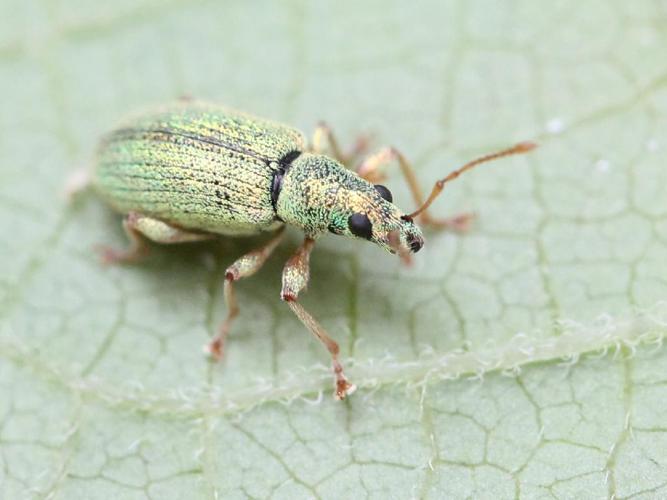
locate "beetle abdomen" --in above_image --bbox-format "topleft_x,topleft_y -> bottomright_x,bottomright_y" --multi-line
93,103 -> 307,235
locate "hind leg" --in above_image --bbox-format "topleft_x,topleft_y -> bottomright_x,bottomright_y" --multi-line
63,168 -> 92,201
98,212 -> 214,264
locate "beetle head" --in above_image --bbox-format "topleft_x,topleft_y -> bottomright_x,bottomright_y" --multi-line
276,154 -> 424,257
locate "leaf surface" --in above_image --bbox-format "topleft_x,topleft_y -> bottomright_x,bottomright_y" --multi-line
1,1 -> 667,498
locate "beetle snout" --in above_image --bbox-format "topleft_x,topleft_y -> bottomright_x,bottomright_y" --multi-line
386,219 -> 424,257
407,233 -> 423,253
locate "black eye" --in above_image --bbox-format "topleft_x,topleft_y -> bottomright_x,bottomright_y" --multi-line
348,213 -> 373,240
374,184 -> 393,202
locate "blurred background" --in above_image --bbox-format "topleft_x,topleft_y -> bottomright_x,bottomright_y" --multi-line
1,1 -> 666,498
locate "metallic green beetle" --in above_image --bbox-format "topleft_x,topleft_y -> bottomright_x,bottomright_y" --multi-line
92,101 -> 535,399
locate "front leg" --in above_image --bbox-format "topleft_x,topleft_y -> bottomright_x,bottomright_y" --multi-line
356,147 -> 475,232
310,122 -> 370,169
281,237 -> 356,400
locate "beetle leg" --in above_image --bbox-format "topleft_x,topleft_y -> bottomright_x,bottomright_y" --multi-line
206,227 -> 285,360
356,147 -> 475,232
280,237 -> 356,400
311,122 -> 370,168
97,212 -> 214,264
63,167 -> 91,201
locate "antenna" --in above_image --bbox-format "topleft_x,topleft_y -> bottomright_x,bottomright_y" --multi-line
406,142 -> 537,220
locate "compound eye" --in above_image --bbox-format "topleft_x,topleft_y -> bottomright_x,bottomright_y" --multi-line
374,184 -> 393,202
348,213 -> 373,240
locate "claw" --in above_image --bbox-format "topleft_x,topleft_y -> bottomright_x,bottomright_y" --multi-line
421,212 -> 476,233
335,379 -> 357,400
205,338 -> 224,361
94,244 -> 147,265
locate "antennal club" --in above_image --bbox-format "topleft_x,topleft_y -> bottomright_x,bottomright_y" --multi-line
407,141 -> 537,220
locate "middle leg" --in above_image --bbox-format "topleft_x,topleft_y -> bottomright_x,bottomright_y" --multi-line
281,237 -> 355,400
206,227 -> 286,360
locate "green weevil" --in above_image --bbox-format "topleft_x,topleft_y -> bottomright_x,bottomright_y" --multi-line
90,101 -> 535,399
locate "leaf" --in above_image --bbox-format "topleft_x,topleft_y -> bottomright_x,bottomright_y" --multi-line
1,0 -> 667,498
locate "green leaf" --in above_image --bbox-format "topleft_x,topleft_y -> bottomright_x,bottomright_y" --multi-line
2,0 -> 667,498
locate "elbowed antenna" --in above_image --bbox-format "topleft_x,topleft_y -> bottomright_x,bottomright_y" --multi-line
406,141 -> 537,220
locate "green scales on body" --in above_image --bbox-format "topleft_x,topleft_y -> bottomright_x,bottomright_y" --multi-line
92,101 -> 535,399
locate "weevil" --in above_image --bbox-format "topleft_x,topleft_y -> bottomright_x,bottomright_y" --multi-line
91,101 -> 535,399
